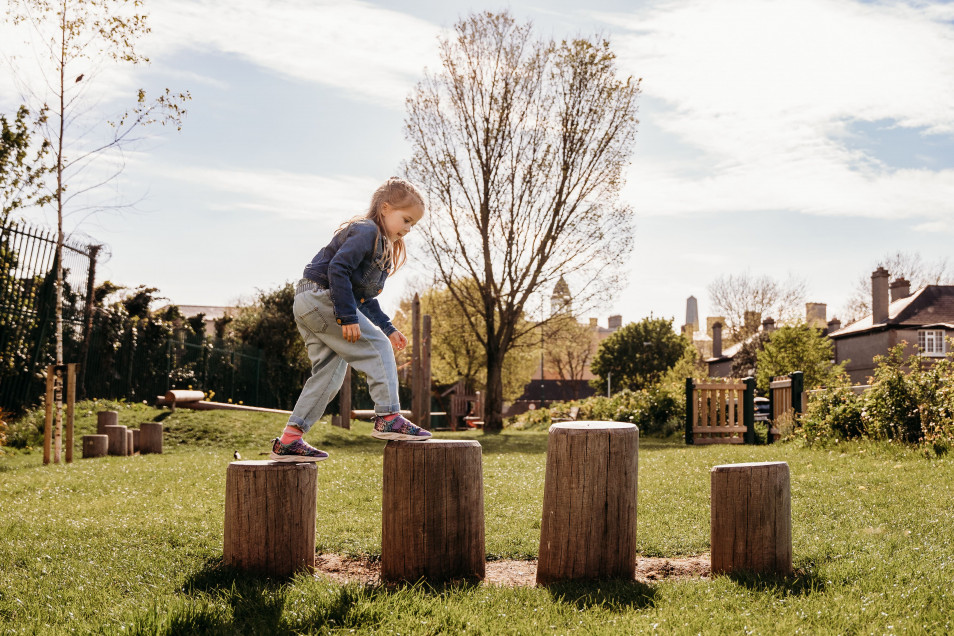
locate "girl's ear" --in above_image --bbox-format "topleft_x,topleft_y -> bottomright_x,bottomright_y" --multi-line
380,202 -> 392,214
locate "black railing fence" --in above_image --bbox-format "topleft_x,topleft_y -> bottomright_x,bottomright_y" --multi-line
0,219 -> 275,414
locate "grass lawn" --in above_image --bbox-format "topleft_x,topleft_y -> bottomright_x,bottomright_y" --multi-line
1,403 -> 953,634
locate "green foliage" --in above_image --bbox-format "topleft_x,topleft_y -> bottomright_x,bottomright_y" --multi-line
755,322 -> 845,393
231,283 -> 309,409
590,316 -> 687,393
0,105 -> 50,222
796,343 -> 954,452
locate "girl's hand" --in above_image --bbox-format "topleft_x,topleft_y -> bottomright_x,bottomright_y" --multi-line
342,323 -> 361,343
388,330 -> 407,351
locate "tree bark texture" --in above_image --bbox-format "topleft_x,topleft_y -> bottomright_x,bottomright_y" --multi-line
139,422 -> 163,454
103,424 -> 128,456
710,461 -> 792,576
223,461 -> 317,577
381,440 -> 485,582
537,422 -> 639,584
97,410 -> 118,434
82,434 -> 108,458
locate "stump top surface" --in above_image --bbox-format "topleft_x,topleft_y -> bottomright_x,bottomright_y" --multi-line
229,460 -> 318,471
712,461 -> 789,472
103,424 -> 127,430
385,439 -> 480,449
549,421 -> 637,433
82,434 -> 109,439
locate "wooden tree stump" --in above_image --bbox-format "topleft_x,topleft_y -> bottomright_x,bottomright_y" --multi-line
223,460 -> 318,577
103,424 -> 128,456
537,422 -> 639,585
382,439 -> 484,582
82,434 -> 108,458
710,461 -> 792,575
126,430 -> 134,455
140,422 -> 163,454
97,410 -> 118,434
132,429 -> 140,453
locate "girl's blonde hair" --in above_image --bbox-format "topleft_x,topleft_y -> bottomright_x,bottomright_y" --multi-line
338,177 -> 424,274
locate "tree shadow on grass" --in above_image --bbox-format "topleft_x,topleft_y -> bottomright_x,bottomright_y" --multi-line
543,578 -> 658,611
721,566 -> 828,596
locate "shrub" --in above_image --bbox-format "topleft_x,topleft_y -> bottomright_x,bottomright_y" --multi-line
799,379 -> 865,445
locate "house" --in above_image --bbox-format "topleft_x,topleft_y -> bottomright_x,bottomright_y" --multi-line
829,268 -> 954,384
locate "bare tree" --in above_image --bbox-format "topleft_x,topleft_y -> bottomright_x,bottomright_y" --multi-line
543,313 -> 595,389
841,251 -> 954,325
707,272 -> 806,343
404,12 -> 640,431
7,0 -> 188,461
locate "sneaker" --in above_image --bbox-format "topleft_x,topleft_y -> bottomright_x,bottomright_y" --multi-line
371,413 -> 432,441
268,437 -> 329,462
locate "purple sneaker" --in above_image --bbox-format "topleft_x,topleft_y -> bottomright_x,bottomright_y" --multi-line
371,413 -> 432,441
268,437 -> 329,462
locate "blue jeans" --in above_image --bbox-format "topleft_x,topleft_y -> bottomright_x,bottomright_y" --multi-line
288,279 -> 401,432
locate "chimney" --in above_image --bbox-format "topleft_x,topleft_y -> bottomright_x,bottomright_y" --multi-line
890,277 -> 911,302
707,316 -> 726,340
712,322 -> 723,358
608,315 -> 622,330
827,318 -> 841,333
871,267 -> 889,324
589,317 -> 598,328
762,317 -> 776,333
806,302 -> 827,329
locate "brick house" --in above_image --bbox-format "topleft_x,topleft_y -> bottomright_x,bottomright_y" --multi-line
828,267 -> 954,384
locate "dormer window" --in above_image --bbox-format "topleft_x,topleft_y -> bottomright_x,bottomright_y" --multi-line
918,329 -> 947,357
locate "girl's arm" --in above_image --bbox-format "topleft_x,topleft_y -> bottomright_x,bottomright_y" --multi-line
326,222 -> 378,327
359,299 -> 397,336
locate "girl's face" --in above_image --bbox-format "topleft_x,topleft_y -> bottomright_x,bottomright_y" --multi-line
381,202 -> 424,242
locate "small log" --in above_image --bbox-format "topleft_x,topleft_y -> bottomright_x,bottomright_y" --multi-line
537,422 -> 639,585
125,430 -> 134,456
97,410 -> 118,434
382,439 -> 485,582
103,424 -> 128,456
710,461 -> 792,575
223,460 -> 318,577
140,422 -> 163,454
82,434 -> 108,458
165,389 -> 205,403
132,429 -> 140,453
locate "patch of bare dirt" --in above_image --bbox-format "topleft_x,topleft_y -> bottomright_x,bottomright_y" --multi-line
313,553 -> 710,587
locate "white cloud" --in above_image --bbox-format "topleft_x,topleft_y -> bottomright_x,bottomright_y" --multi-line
601,0 -> 954,225
146,0 -> 441,107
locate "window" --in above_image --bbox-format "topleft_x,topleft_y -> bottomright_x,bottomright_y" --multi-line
918,329 -> 947,356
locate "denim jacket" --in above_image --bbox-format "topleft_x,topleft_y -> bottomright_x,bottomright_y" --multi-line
302,219 -> 396,335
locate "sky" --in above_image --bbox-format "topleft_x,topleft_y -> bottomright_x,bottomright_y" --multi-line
3,0 -> 954,331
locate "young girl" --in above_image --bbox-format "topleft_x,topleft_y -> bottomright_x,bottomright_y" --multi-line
270,177 -> 431,462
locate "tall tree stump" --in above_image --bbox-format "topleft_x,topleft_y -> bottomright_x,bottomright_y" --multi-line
132,429 -> 140,453
710,461 -> 792,575
140,422 -> 163,454
97,410 -> 118,434
82,434 -> 108,458
382,439 -> 484,582
103,424 -> 128,456
537,422 -> 639,585
126,430 -> 134,455
223,461 -> 318,577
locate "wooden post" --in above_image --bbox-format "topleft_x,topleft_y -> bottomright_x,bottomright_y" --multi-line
382,440 -> 485,582
103,424 -> 128,456
43,366 -> 54,465
411,294 -> 422,427
338,365 -> 352,430
82,434 -> 108,458
790,371 -> 804,414
421,314 -> 431,429
65,363 -> 76,463
132,429 -> 140,453
140,422 -> 163,454
224,461 -> 318,577
126,430 -> 134,455
685,377 -> 694,445
537,422 -> 639,585
97,410 -> 118,434
742,377 -> 756,444
710,461 -> 792,576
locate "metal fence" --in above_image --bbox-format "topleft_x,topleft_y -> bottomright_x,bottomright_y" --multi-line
0,219 -> 274,413
0,221 -> 94,413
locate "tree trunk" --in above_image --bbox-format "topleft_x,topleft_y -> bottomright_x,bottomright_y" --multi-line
482,349 -> 504,432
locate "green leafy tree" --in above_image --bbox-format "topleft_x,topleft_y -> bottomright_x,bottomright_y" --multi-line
590,317 -> 687,394
405,11 -> 640,431
7,0 -> 189,456
755,322 -> 845,393
1,105 -> 50,222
